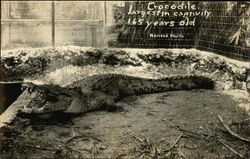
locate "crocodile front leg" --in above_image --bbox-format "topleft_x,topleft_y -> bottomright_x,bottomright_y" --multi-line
63,91 -> 121,114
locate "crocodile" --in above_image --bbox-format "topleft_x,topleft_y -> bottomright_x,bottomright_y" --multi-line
21,73 -> 214,115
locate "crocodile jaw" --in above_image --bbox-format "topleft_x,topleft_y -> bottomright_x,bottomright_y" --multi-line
63,98 -> 84,114
22,91 -> 73,114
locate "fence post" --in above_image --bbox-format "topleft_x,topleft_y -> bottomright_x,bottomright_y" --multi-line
103,1 -> 108,48
193,27 -> 199,49
52,0 -> 55,49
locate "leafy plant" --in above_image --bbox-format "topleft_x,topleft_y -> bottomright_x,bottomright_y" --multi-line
229,3 -> 249,46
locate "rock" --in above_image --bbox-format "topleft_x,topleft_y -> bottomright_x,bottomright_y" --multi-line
247,75 -> 250,94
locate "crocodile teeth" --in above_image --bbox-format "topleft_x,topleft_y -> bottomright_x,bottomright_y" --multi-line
21,86 -> 26,91
27,88 -> 32,93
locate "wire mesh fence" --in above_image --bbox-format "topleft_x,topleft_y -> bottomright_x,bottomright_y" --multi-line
111,1 -> 249,61
111,1 -> 198,49
196,2 -> 249,61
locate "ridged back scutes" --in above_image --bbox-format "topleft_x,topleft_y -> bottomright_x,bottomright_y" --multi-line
67,73 -> 214,92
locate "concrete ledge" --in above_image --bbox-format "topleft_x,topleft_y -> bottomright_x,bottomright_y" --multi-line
0,90 -> 30,128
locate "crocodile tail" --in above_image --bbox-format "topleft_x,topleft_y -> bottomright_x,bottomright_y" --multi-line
132,75 -> 214,94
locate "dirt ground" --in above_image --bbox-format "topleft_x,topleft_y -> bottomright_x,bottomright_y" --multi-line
1,89 -> 250,159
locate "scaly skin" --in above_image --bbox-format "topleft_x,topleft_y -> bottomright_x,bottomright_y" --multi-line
21,73 -> 214,114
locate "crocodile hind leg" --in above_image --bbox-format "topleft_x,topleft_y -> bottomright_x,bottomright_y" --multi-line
105,96 -> 124,112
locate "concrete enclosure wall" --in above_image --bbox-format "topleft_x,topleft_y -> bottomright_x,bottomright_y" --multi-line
1,1 -> 109,49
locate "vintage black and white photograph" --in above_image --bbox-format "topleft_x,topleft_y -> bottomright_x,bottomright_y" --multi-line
0,1 -> 250,159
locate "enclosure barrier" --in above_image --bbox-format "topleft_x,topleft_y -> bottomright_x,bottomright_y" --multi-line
1,1 -> 249,61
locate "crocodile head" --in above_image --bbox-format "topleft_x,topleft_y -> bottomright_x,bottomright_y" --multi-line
21,82 -> 74,115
